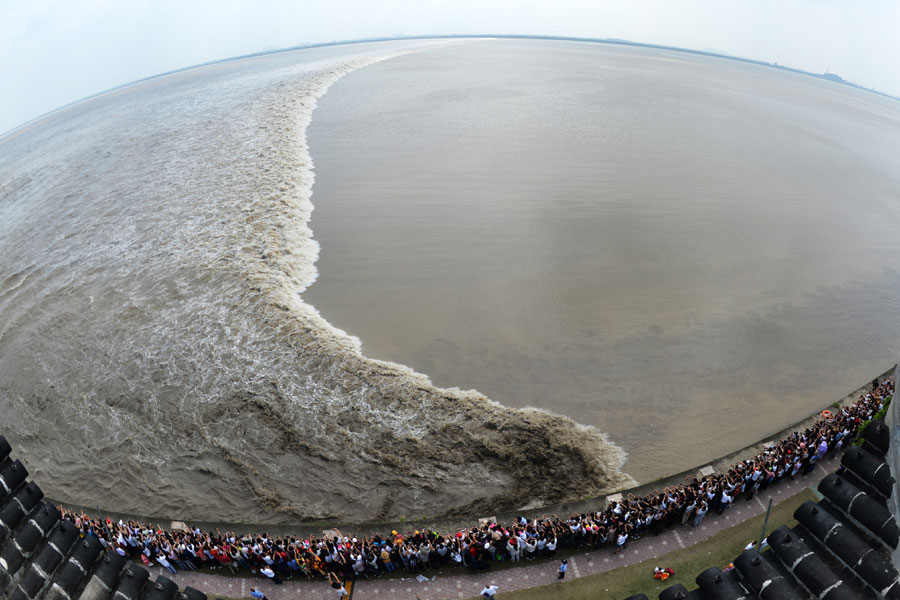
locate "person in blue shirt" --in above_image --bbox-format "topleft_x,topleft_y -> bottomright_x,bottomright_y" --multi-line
557,559 -> 568,579
249,588 -> 267,600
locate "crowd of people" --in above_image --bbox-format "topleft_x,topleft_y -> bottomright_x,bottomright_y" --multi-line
58,377 -> 893,586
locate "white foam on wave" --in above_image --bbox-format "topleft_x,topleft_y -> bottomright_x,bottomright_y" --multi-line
0,39 -> 634,523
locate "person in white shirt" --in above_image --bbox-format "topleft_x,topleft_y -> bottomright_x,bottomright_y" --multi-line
524,538 -> 537,560
506,538 -> 520,562
156,553 -> 176,575
718,490 -> 733,514
480,584 -> 499,598
615,532 -> 628,554
260,566 -> 281,585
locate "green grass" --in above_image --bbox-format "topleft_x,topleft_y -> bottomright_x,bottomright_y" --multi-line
464,488 -> 817,600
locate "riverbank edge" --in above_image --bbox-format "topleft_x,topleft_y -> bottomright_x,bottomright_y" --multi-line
48,363 -> 896,538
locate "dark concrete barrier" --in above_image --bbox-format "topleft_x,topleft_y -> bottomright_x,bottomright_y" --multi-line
794,501 -> 900,597
694,566 -> 747,599
110,565 -> 150,600
44,534 -> 105,600
0,461 -> 28,503
0,438 -> 10,466
0,503 -> 61,594
733,549 -> 805,600
818,473 -> 899,548
176,587 -> 206,600
841,445 -> 894,498
861,419 -> 890,455
766,526 -> 855,600
139,576 -> 178,600
0,483 -> 43,548
76,553 -> 127,600
658,584 -> 702,599
10,521 -> 81,600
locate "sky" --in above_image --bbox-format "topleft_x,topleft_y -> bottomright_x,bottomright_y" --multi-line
2,0 -> 899,134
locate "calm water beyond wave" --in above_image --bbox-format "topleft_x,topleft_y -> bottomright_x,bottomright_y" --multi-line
307,39 -> 900,483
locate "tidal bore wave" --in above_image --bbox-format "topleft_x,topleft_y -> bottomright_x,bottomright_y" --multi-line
0,40 -> 633,523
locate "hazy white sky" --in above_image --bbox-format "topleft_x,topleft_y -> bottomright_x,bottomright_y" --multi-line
2,0 -> 899,134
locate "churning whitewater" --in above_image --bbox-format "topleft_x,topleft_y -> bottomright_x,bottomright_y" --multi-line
0,40 -> 633,524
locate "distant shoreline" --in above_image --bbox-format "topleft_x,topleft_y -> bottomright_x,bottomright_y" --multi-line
4,33 -> 896,141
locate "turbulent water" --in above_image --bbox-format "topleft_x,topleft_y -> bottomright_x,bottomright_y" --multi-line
0,39 -> 634,524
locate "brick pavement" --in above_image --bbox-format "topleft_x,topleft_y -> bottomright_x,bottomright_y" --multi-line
146,463 -> 825,600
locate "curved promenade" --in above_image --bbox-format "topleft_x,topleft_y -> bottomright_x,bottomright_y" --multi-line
140,467 -> 820,600
0,367 -> 887,599
56,372 -> 893,600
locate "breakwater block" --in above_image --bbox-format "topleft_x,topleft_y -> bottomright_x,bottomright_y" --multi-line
78,553 -> 127,600
658,583 -> 702,599
178,587 -> 206,600
43,534 -> 105,600
734,548 -> 805,599
861,419 -> 890,455
818,473 -> 900,549
694,566 -> 746,598
0,482 -> 43,548
0,502 -> 62,594
0,461 -> 28,503
142,576 -> 179,600
766,525 -> 855,600
10,520 -> 81,600
841,445 -> 895,498
794,501 -> 899,598
111,565 -> 150,600
0,438 -> 10,465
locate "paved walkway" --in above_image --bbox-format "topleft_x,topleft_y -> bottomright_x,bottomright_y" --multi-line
146,463 -> 827,600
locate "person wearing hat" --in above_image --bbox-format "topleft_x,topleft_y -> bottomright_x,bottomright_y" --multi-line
380,545 -> 395,573
558,559 -> 568,579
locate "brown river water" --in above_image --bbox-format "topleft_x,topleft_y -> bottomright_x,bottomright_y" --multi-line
1,38 -> 899,524
306,38 -> 900,483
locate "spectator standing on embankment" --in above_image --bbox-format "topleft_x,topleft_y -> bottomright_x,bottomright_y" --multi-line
249,588 -> 268,600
